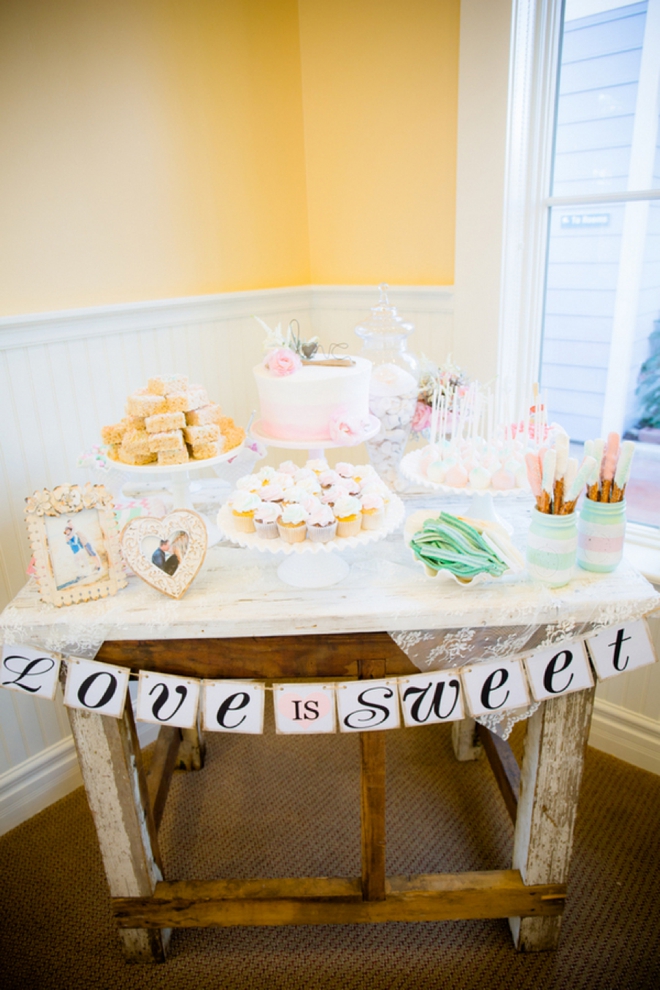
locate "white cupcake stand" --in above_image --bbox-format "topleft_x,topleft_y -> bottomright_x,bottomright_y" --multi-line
216,418 -> 403,588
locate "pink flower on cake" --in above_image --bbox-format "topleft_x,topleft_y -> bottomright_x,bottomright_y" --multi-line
265,348 -> 302,377
328,412 -> 371,446
412,401 -> 432,434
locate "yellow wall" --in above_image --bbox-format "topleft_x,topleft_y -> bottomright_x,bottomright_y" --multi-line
0,0 -> 459,317
299,0 -> 459,286
0,0 -> 310,315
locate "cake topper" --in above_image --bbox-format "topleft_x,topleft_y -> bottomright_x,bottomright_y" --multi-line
254,317 -> 355,369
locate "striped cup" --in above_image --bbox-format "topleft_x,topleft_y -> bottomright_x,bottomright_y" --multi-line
577,497 -> 626,573
526,508 -> 577,588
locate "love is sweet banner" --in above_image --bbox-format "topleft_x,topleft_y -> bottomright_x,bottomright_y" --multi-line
1,621 -> 657,735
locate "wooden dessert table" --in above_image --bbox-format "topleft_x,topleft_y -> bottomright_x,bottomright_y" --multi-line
2,498 -> 658,963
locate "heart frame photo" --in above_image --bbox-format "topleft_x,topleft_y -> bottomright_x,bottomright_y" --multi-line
120,509 -> 208,599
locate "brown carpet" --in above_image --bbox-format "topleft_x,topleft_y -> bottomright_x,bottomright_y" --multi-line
1,715 -> 659,990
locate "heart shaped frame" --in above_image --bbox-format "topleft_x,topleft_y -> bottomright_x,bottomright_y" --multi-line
121,510 -> 208,599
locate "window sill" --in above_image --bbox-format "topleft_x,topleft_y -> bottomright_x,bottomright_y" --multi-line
625,523 -> 660,587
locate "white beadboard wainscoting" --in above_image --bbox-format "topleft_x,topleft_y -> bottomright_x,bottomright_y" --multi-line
0,283 -> 658,836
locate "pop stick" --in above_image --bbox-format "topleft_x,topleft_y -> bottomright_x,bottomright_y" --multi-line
430,387 -> 439,448
613,439 -> 635,501
600,431 -> 620,502
562,455 -> 597,514
541,448 -> 556,514
588,438 -> 604,500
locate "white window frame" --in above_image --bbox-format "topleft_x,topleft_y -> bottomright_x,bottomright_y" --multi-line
455,0 -> 659,563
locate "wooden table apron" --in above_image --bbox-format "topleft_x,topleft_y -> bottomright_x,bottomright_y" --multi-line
62,630 -> 594,962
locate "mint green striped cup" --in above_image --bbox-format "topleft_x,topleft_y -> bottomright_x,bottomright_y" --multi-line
526,508 -> 577,588
577,498 -> 626,573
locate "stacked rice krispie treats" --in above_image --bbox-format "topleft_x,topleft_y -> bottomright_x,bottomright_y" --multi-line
101,374 -> 245,466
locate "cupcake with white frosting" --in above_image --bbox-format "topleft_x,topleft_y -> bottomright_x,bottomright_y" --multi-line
254,502 -> 282,539
277,503 -> 309,543
360,493 -> 385,530
231,490 -> 262,533
306,504 -> 337,543
333,495 -> 362,537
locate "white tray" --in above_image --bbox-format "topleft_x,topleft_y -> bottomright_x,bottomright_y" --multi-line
401,448 -> 529,498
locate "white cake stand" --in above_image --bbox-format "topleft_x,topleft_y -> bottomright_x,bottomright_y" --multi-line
217,496 -> 405,588
400,448 -> 529,535
250,416 -> 381,460
107,444 -> 244,510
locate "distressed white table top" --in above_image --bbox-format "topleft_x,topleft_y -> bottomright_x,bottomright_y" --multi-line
1,496 -> 658,657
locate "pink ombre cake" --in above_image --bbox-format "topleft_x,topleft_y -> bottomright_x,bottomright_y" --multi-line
253,356 -> 372,442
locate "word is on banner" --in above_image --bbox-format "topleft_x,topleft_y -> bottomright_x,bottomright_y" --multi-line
1,644 -> 61,700
274,683 -> 336,734
202,680 -> 265,734
585,620 -> 657,681
338,678 -> 400,733
398,670 -> 464,727
63,658 -> 130,718
523,640 -> 594,703
137,670 -> 200,729
461,658 -> 529,718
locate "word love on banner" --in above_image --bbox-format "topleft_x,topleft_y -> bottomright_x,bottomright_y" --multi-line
202,680 -> 265,734
1,644 -> 61,700
137,671 -> 200,729
63,658 -> 130,719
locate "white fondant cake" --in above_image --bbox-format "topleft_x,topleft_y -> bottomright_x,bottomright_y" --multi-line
254,356 -> 372,442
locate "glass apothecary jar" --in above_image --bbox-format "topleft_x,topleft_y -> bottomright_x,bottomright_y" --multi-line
355,284 -> 419,487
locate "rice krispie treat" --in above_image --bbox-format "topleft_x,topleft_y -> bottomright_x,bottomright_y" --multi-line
191,441 -> 222,460
158,448 -> 189,465
100,420 -> 130,445
185,402 -> 222,427
166,386 -> 208,414
125,391 -> 167,418
121,429 -> 152,457
183,424 -> 220,446
117,447 -> 157,466
148,430 -> 185,453
147,374 -> 189,396
145,411 -> 186,434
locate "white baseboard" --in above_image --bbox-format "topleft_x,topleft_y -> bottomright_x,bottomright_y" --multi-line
0,720 -> 160,838
589,698 -> 660,776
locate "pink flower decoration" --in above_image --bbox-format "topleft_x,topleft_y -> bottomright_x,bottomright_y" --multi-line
328,413 -> 370,446
265,348 -> 302,377
412,401 -> 432,433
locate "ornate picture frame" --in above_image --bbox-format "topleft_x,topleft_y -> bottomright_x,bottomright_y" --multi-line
24,483 -> 127,607
120,509 -> 207,599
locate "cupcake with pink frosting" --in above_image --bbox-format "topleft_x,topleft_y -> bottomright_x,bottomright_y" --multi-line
360,493 -> 385,530
306,504 -> 337,543
318,469 -> 341,489
254,502 -> 282,539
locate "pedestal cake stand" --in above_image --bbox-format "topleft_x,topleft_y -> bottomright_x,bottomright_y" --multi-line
107,445 -> 245,510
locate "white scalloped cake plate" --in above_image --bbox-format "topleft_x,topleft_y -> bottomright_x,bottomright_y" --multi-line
106,443 -> 244,475
403,508 -> 508,587
250,416 -> 381,450
217,495 -> 405,556
401,448 -> 529,498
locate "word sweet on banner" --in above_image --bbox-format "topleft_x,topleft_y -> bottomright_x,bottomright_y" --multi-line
63,657 -> 130,719
274,683 -> 336,734
202,680 -> 265,734
137,671 -> 201,729
2,620 -> 657,734
1,644 -> 61,700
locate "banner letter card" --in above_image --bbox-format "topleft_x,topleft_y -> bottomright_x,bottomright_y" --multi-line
137,670 -> 200,729
1,644 -> 61,700
523,639 -> 594,703
274,683 -> 336,734
398,670 -> 464,727
461,658 -> 529,718
338,678 -> 400,732
203,680 -> 265,734
585,619 -> 658,681
63,657 -> 131,718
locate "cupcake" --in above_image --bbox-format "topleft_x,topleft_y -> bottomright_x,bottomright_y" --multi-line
294,468 -> 317,484
231,490 -> 262,532
260,483 -> 286,503
321,484 -> 349,506
336,462 -> 355,479
282,485 -> 307,505
257,465 -> 277,485
296,475 -> 322,496
307,504 -> 338,543
300,494 -> 322,515
360,493 -> 385,530
279,460 -> 298,476
236,473 -> 261,492
305,458 -> 329,475
333,495 -> 362,537
277,503 -> 309,543
318,469 -> 340,489
253,502 -> 282,539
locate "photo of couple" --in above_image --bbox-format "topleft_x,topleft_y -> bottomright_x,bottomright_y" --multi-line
150,531 -> 188,576
45,509 -> 109,591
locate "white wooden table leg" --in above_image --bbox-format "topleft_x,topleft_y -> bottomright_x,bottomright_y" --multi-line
452,716 -> 482,761
65,687 -> 170,962
509,687 -> 595,951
